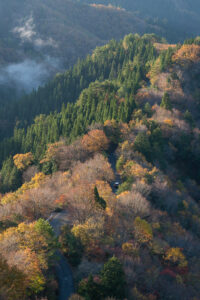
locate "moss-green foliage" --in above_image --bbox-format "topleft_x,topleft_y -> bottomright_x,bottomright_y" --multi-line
144,102 -> 153,117
160,47 -> 175,71
134,132 -> 151,160
160,92 -> 172,110
0,156 -> 22,193
41,160 -> 58,175
117,178 -> 134,194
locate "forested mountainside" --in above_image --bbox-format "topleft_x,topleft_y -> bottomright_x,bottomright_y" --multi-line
1,34 -> 200,300
0,0 -> 161,98
0,0 -> 159,66
1,0 -> 200,100
0,34 -> 164,140
81,0 -> 200,42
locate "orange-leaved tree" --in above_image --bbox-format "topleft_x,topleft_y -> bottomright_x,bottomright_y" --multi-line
81,129 -> 109,153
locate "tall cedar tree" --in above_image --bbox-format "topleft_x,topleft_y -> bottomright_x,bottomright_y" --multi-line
94,186 -> 107,210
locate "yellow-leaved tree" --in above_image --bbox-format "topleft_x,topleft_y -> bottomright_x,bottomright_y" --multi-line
13,152 -> 34,170
164,247 -> 188,268
134,216 -> 153,244
0,219 -> 57,295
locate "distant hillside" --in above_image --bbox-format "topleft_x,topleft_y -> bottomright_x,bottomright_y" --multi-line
81,0 -> 200,41
0,0 -> 162,95
0,0 -> 160,65
1,0 -> 199,96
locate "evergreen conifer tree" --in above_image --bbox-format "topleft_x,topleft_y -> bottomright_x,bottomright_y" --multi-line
94,186 -> 106,210
160,92 -> 172,110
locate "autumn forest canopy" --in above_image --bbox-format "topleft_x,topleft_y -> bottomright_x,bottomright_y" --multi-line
1,1 -> 200,300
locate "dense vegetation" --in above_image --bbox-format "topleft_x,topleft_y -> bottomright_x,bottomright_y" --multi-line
0,33 -> 164,140
0,34 -> 158,158
1,0 -> 200,101
0,0 -> 161,101
1,34 -> 200,299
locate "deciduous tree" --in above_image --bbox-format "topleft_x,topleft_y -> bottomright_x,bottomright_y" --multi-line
82,130 -> 109,153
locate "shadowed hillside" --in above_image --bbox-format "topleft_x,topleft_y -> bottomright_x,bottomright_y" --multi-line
82,0 -> 200,41
0,0 -> 162,97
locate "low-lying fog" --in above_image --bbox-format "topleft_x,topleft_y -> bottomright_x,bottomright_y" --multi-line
0,56 -> 61,94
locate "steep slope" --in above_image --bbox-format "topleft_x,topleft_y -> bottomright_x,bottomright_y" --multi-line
0,0 -> 161,95
0,34 -> 161,140
0,34 -> 158,162
81,0 -> 200,41
1,34 -> 200,300
1,35 -> 200,187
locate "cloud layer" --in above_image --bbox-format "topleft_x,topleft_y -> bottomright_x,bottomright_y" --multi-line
0,57 -> 61,93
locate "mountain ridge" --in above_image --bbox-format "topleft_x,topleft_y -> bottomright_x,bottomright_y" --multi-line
1,33 -> 200,300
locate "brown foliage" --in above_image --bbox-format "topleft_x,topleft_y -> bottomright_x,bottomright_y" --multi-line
40,141 -> 64,164
55,139 -> 90,171
65,183 -> 95,223
0,221 -> 56,294
0,172 -> 65,221
0,255 -> 27,300
71,154 -> 114,184
154,43 -> 176,52
173,45 -> 200,64
116,190 -> 151,218
81,129 -> 109,153
69,295 -> 84,300
22,165 -> 39,182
